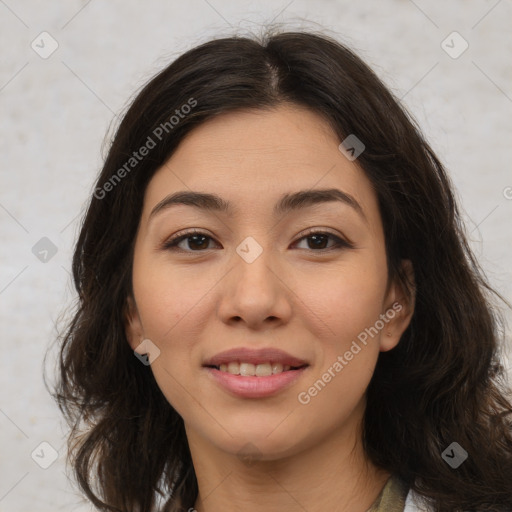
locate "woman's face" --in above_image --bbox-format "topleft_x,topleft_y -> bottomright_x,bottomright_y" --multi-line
125,104 -> 414,461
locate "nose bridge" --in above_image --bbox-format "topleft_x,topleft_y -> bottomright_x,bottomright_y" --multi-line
233,234 -> 276,290
218,234 -> 289,325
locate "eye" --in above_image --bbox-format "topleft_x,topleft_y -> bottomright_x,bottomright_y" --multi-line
292,229 -> 353,251
161,229 -> 353,253
162,230 -> 218,252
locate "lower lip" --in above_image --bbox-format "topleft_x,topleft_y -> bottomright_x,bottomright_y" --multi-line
204,366 -> 308,398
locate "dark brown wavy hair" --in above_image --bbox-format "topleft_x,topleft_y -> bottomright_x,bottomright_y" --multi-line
45,26 -> 512,512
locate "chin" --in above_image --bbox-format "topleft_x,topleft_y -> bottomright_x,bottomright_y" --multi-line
222,436 -> 300,463
200,420 -> 314,463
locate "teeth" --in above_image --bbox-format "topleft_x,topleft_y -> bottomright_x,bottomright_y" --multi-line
217,362 -> 296,376
255,363 -> 272,377
227,362 -> 239,374
240,363 -> 256,376
272,362 -> 284,374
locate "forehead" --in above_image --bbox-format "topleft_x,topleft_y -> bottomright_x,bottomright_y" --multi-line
141,105 -> 381,228
163,105 -> 345,180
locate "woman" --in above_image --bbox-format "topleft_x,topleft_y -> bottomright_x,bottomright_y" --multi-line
48,27 -> 512,511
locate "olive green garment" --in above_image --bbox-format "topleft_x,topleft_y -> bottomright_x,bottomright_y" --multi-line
366,474 -> 410,512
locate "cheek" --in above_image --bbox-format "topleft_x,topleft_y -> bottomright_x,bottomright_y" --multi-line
131,258 -> 216,413
294,256 -> 387,398
294,268 -> 384,422
133,256 -> 212,343
300,256 -> 387,347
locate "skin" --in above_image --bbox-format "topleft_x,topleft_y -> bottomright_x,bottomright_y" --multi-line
125,104 -> 415,512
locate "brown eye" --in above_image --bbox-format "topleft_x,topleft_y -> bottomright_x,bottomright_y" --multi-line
293,231 -> 353,251
162,231 -> 218,252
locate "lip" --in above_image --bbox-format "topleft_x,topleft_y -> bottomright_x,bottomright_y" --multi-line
204,366 -> 309,398
202,347 -> 309,399
203,347 -> 308,367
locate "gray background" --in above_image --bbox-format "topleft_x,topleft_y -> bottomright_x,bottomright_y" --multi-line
1,0 -> 511,510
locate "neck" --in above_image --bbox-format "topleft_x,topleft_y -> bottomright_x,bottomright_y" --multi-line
187,408 -> 390,512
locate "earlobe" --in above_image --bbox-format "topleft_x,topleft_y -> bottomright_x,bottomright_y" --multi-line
380,259 -> 416,352
124,295 -> 144,351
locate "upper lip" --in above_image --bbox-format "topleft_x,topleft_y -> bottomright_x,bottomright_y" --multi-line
203,347 -> 309,368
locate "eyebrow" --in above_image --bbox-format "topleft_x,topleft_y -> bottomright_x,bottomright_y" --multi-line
148,188 -> 367,224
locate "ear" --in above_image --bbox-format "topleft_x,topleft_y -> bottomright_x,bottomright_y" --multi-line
124,295 -> 144,351
379,259 -> 416,352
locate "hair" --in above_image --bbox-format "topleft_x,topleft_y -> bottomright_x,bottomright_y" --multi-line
46,26 -> 512,512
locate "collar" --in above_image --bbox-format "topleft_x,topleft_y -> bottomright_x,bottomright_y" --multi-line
366,474 -> 410,512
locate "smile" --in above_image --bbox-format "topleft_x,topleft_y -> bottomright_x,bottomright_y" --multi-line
204,364 -> 309,398
213,362 -> 305,376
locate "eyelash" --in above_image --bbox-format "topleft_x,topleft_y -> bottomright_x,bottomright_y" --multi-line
161,228 -> 354,253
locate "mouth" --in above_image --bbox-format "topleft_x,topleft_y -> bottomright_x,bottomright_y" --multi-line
205,362 -> 309,377
202,347 -> 309,376
202,347 -> 310,397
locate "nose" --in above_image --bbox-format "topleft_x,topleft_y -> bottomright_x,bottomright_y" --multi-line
217,245 -> 292,330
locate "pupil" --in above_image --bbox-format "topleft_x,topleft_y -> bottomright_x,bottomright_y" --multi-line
310,234 -> 327,249
190,235 -> 208,250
